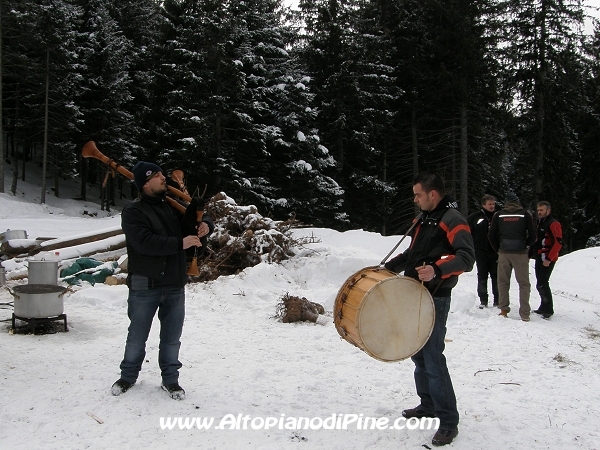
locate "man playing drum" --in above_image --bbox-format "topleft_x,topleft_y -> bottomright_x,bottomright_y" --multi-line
384,172 -> 475,446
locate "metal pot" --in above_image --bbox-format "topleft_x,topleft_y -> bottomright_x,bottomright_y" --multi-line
2,230 -> 28,242
9,284 -> 67,318
28,260 -> 59,285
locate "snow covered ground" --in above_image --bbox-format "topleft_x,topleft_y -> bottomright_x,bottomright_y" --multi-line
1,166 -> 600,450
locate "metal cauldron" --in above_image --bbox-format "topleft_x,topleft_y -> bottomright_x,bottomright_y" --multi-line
28,260 -> 59,285
9,284 -> 68,318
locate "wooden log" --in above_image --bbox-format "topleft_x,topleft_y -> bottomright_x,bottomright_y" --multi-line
1,239 -> 43,257
1,227 -> 125,258
30,227 -> 124,255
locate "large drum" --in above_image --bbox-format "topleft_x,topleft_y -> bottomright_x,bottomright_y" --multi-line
334,266 -> 435,362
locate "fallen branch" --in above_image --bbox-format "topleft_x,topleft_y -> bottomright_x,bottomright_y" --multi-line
86,411 -> 104,424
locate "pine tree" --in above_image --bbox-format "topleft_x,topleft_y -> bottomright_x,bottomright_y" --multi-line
498,0 -> 586,248
299,0 -> 399,230
2,0 -> 84,200
228,0 -> 344,225
75,0 -> 137,203
573,19 -> 600,248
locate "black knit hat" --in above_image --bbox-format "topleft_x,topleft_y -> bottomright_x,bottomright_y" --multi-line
132,161 -> 162,191
505,191 -> 519,203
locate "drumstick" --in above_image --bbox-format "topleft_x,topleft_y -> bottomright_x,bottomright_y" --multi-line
418,263 -> 425,337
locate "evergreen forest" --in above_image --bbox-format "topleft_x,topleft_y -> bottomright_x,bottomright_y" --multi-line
1,0 -> 600,252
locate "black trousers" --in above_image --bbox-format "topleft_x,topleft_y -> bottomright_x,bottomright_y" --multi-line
475,250 -> 498,304
535,258 -> 555,314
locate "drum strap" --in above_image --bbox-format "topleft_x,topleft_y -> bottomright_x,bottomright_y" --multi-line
380,213 -> 423,265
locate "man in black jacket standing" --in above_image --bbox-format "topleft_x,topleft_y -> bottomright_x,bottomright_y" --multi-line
111,161 -> 214,400
467,195 -> 499,308
385,173 -> 474,447
488,192 -> 535,321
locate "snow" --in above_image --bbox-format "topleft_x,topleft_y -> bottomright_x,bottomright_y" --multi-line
1,171 -> 600,450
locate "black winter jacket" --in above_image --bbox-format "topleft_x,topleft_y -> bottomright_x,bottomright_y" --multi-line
121,193 -> 214,289
467,208 -> 496,253
488,201 -> 535,254
384,196 -> 475,297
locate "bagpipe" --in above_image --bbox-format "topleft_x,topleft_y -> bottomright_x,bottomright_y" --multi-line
81,141 -> 206,275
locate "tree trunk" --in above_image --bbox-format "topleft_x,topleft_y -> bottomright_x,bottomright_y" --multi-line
534,0 -> 548,200
11,152 -> 18,195
0,2 -> 3,194
411,103 -> 418,176
460,102 -> 468,215
411,104 -> 419,214
41,49 -> 50,204
21,144 -> 27,181
54,159 -> 60,198
80,154 -> 88,201
382,150 -> 387,236
214,56 -> 223,190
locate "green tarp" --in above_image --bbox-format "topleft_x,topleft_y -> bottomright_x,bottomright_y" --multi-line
60,258 -> 118,286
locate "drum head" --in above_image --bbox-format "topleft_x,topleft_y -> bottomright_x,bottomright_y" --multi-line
358,276 -> 434,362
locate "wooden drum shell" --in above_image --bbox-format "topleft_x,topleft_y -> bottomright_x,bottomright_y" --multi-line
334,266 -> 435,362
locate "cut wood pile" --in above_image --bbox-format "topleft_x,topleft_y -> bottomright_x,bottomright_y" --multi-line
274,293 -> 326,324
193,192 -> 310,282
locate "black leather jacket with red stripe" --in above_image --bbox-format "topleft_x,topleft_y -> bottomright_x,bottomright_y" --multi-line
384,196 -> 475,297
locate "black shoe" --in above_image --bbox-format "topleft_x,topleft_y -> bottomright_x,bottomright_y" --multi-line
533,309 -> 544,314
493,301 -> 499,307
162,382 -> 186,400
432,428 -> 459,446
111,379 -> 135,396
402,406 -> 436,419
542,313 -> 553,319
478,303 -> 488,309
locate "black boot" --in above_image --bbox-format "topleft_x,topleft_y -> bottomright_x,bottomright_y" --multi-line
478,296 -> 488,309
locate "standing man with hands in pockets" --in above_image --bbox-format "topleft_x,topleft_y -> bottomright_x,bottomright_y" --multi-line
384,172 -> 474,447
111,161 -> 214,401
531,201 -> 563,319
468,194 -> 499,309
488,192 -> 535,322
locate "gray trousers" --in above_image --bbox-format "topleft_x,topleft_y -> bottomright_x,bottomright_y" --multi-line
497,252 -> 531,319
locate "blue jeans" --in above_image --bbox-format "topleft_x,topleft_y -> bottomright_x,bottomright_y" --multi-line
410,296 -> 459,429
119,287 -> 185,385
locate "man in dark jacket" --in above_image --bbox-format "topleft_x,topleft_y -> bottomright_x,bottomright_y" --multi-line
488,192 -> 535,321
385,173 -> 474,447
532,201 -> 563,319
111,161 -> 214,401
467,194 -> 499,308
